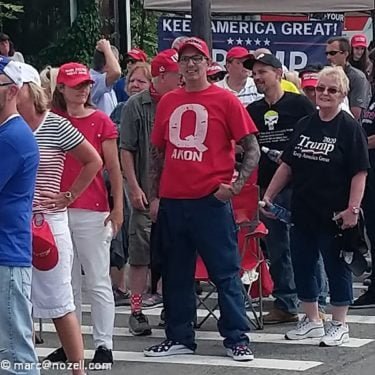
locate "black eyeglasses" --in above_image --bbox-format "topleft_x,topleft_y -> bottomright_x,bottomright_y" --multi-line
0,82 -> 14,87
315,85 -> 340,95
179,55 -> 207,65
325,50 -> 344,56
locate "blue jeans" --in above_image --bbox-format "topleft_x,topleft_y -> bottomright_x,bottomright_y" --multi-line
290,226 -> 353,306
260,189 -> 299,314
158,195 -> 250,349
0,266 -> 40,375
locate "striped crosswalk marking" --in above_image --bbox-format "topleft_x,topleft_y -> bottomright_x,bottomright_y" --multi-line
37,323 -> 374,348
35,348 -> 323,372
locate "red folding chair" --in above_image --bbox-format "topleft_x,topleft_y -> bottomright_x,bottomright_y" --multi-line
195,183 -> 269,330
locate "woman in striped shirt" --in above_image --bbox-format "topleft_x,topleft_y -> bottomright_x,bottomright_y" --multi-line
17,63 -> 102,375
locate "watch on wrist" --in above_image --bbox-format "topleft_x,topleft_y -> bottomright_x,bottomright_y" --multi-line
64,191 -> 74,201
351,206 -> 360,215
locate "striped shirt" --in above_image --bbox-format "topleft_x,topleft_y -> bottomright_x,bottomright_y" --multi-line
216,75 -> 263,106
33,112 -> 84,213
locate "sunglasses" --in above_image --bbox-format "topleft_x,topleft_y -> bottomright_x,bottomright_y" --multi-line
179,55 -> 207,65
315,85 -> 340,95
0,82 -> 14,87
325,50 -> 344,56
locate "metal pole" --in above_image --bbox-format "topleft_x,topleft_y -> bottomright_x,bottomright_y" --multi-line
191,0 -> 212,50
125,0 -> 131,51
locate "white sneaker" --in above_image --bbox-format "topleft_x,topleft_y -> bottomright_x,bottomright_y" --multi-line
285,315 -> 325,340
319,320 -> 350,347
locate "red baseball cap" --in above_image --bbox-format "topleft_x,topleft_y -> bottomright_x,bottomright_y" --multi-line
178,37 -> 210,58
57,63 -> 94,88
300,72 -> 318,89
151,49 -> 179,77
351,34 -> 368,48
127,48 -> 147,62
207,62 -> 226,76
226,46 -> 253,62
32,215 -> 59,271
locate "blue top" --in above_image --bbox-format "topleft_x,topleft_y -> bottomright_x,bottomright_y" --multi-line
113,77 -> 129,103
90,68 -> 118,116
0,116 -> 39,267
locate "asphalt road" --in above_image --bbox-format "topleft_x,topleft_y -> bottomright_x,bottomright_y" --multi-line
34,279 -> 375,375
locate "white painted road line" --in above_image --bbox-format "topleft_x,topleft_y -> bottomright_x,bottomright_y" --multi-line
81,304 -> 375,324
35,348 -> 322,371
37,323 -> 374,348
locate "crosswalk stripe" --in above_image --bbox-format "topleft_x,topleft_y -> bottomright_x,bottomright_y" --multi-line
35,347 -> 322,371
81,304 -> 375,324
37,323 -> 373,348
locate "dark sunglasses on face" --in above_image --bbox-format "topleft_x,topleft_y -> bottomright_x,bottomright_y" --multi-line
315,85 -> 340,95
325,50 -> 344,56
179,55 -> 207,65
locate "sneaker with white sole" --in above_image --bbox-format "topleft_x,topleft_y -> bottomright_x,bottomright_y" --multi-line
144,339 -> 195,357
226,344 -> 254,361
319,320 -> 350,347
285,315 -> 325,340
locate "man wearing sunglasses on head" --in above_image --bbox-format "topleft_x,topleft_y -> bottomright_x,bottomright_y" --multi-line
326,37 -> 371,120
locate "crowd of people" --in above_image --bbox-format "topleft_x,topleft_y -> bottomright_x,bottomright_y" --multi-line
0,30 -> 375,374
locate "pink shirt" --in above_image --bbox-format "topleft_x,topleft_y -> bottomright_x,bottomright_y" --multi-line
59,110 -> 118,211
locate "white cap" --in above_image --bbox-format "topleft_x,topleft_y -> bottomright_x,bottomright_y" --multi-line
0,56 -> 23,87
18,62 -> 41,87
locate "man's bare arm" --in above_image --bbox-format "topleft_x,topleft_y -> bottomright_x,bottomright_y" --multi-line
232,134 -> 260,195
149,145 -> 165,201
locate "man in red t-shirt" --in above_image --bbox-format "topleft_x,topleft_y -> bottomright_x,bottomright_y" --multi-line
144,37 -> 260,361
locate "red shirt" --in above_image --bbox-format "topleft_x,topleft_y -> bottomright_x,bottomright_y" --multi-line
60,110 -> 118,211
151,85 -> 257,199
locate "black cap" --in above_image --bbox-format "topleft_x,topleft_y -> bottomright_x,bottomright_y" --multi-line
243,53 -> 282,70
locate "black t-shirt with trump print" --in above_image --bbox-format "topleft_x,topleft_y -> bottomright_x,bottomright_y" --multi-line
282,111 -> 369,232
247,92 -> 315,188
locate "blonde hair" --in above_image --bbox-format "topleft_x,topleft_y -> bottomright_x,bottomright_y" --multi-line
284,71 -> 302,92
40,66 -> 59,104
317,66 -> 349,96
28,82 -> 49,114
126,62 -> 152,95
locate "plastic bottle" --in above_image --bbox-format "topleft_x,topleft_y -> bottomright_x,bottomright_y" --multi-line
259,200 -> 292,224
261,146 -> 282,163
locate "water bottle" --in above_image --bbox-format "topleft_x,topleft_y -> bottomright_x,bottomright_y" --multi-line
259,201 -> 292,224
261,146 -> 282,163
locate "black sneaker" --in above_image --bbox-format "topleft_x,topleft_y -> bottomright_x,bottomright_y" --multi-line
144,339 -> 195,357
114,288 -> 131,307
43,347 -> 67,363
350,291 -> 375,309
90,346 -> 113,370
226,344 -> 254,361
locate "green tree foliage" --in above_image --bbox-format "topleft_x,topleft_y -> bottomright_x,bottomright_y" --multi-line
0,1 -> 23,31
131,0 -> 158,57
34,0 -> 101,68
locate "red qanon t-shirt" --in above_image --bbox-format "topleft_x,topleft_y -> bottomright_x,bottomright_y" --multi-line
151,84 -> 257,199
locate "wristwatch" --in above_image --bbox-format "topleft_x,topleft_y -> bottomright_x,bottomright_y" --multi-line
64,191 -> 74,201
350,206 -> 360,215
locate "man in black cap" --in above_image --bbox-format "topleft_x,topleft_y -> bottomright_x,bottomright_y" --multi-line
245,53 -> 316,324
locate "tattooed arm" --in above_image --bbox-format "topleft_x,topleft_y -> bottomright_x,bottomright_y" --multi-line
149,145 -> 165,201
231,134 -> 260,195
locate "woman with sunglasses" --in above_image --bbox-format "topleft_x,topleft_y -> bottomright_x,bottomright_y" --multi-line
48,62 -> 123,368
263,66 -> 369,346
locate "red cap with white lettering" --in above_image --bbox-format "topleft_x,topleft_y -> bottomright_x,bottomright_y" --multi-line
178,37 -> 210,58
351,34 -> 368,48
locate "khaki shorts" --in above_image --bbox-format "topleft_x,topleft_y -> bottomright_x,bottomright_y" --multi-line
128,209 -> 152,266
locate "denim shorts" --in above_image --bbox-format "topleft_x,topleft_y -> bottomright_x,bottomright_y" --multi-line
0,266 -> 40,374
290,226 -> 353,306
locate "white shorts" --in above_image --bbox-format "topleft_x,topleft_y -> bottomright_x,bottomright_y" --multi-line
31,211 -> 75,319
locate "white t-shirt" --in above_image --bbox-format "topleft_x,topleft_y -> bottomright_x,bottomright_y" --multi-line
216,75 -> 263,106
33,112 -> 84,213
